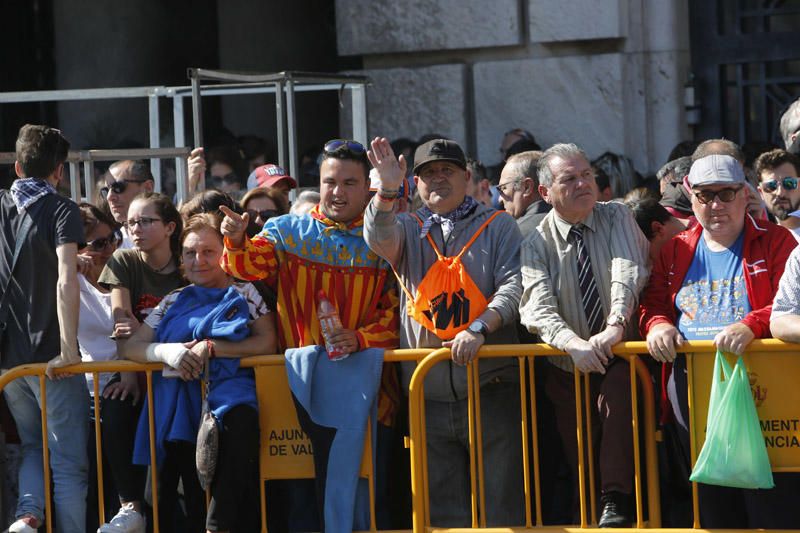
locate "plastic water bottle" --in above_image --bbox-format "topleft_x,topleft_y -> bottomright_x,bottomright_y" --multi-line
317,290 -> 348,361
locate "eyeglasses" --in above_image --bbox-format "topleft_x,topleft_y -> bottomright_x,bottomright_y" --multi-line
124,216 -> 162,229
323,139 -> 366,155
693,187 -> 743,205
247,208 -> 278,221
86,231 -> 121,251
100,179 -> 149,197
761,177 -> 799,193
496,178 -> 522,200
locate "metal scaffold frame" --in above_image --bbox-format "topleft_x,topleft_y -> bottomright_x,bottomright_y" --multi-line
0,70 -> 370,204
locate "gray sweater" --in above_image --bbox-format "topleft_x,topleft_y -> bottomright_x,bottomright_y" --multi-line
363,200 -> 523,401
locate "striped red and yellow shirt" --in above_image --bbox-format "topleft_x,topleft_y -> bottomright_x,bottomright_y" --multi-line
221,206 -> 400,424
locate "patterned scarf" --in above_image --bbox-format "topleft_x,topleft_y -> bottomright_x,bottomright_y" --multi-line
10,178 -> 56,211
311,204 -> 365,237
418,196 -> 479,239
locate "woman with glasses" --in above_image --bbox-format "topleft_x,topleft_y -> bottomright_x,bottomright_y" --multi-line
240,186 -> 288,238
122,213 -> 276,533
76,203 -> 121,393
96,192 -> 185,533
76,203 -> 135,530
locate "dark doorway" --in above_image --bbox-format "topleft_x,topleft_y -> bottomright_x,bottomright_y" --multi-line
689,0 -> 800,146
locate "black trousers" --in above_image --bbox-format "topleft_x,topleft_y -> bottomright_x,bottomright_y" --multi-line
206,405 -> 261,532
158,440 -> 206,533
100,387 -> 147,503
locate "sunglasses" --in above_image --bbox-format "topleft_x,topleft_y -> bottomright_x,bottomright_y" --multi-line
86,231 -> 121,251
124,216 -> 162,229
693,187 -> 743,205
211,172 -> 241,185
323,139 -> 366,155
761,176 -> 799,193
100,179 -> 149,197
496,178 -> 522,200
247,208 -> 279,221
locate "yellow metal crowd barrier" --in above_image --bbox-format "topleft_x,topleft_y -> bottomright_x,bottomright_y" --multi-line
408,344 -> 660,533
0,341 -> 797,532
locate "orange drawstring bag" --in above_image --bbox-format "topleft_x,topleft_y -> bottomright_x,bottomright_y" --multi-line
393,212 -> 501,340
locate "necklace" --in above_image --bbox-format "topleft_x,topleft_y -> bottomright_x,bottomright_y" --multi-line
140,250 -> 173,273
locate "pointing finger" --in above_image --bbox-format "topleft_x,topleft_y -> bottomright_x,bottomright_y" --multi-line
219,205 -> 242,222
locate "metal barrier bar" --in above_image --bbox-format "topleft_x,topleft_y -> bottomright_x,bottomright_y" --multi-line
582,373 -> 597,526
527,359 -> 543,527
631,356 -> 644,528
466,360 -> 479,527
472,362 -> 488,528
39,375 -> 53,533
518,358 -> 533,527
145,370 -> 160,533
0,354 -> 428,532
92,374 -> 106,526
573,370 -> 588,528
0,147 -> 192,204
407,343 -> 663,532
7,342 -> 785,532
686,354 -> 701,529
148,94 -> 162,189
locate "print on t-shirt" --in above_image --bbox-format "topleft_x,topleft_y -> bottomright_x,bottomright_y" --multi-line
135,293 -> 164,322
675,233 -> 751,340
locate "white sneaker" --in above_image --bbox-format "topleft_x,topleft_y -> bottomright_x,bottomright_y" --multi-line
97,503 -> 146,533
8,514 -> 40,533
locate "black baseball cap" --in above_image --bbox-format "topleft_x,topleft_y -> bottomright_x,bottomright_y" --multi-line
412,139 -> 467,174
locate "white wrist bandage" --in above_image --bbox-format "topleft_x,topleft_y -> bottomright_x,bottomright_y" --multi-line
145,343 -> 187,368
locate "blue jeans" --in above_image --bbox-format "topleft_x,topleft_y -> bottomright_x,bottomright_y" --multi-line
424,379 -> 524,527
3,375 -> 89,532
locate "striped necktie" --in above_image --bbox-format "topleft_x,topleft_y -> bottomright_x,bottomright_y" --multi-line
569,224 -> 604,336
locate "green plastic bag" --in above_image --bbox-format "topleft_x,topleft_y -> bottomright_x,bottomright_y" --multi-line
689,350 -> 774,489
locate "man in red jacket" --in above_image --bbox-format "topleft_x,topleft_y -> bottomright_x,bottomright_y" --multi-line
639,153 -> 797,529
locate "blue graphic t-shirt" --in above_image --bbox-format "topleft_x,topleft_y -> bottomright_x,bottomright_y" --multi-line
675,233 -> 751,339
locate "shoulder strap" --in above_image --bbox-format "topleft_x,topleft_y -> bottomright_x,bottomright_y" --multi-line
410,213 -> 444,260
0,198 -> 37,329
454,211 -> 502,260
13,215 -> 33,267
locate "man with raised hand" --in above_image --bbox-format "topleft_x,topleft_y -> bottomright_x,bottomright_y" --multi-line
364,136 -> 524,527
219,138 -> 399,531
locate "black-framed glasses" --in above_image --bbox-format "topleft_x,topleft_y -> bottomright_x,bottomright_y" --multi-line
761,176 -> 799,193
693,187 -> 743,205
100,179 -> 149,197
323,139 -> 366,155
124,216 -> 162,229
496,178 -> 522,200
247,208 -> 279,221
87,230 -> 121,251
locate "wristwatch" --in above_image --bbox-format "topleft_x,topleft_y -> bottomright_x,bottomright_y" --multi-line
467,319 -> 489,337
606,313 -> 627,328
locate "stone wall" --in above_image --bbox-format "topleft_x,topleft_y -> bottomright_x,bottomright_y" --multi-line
335,0 -> 690,175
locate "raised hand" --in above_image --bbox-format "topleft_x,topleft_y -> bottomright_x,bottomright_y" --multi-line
187,147 -> 206,192
219,205 -> 250,249
367,137 -> 407,192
